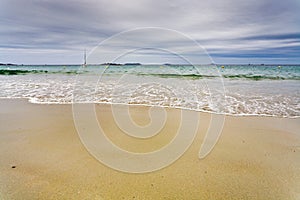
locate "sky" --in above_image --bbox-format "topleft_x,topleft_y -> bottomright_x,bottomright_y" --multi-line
0,0 -> 299,64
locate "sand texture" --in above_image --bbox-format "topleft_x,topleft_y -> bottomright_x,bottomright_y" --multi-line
0,99 -> 299,199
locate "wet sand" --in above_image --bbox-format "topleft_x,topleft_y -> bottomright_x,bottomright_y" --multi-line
0,99 -> 299,199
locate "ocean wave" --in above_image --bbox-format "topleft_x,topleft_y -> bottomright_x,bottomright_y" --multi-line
137,73 -> 217,79
137,73 -> 300,80
1,69 -> 300,80
0,74 -> 299,118
0,69 -> 81,75
0,69 -> 49,75
0,65 -> 299,118
223,74 -> 300,80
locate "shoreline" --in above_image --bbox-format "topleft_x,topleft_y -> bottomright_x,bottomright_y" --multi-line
0,99 -> 299,199
1,97 -> 299,119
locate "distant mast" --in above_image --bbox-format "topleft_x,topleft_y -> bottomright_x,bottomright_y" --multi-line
83,49 -> 87,67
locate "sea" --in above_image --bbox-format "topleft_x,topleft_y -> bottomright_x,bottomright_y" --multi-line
0,64 -> 299,118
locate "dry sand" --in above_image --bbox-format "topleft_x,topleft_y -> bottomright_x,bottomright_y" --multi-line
0,99 -> 299,199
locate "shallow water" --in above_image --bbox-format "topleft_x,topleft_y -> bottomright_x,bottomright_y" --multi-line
0,64 -> 299,118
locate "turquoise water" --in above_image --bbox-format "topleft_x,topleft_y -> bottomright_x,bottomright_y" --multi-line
0,64 -> 299,117
1,64 -> 300,80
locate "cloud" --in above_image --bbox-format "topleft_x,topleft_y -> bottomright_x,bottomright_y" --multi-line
0,0 -> 299,64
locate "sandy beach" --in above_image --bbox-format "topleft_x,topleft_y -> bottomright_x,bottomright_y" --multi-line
1,0 -> 300,199
0,99 -> 299,199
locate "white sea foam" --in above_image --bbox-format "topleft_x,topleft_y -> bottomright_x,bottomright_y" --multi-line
0,72 -> 299,118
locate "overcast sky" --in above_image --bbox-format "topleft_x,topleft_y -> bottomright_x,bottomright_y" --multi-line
0,0 -> 299,64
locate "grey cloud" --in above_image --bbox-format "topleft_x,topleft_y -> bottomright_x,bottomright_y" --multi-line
0,0 -> 299,64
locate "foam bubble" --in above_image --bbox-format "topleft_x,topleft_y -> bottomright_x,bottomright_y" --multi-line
0,73 -> 299,118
